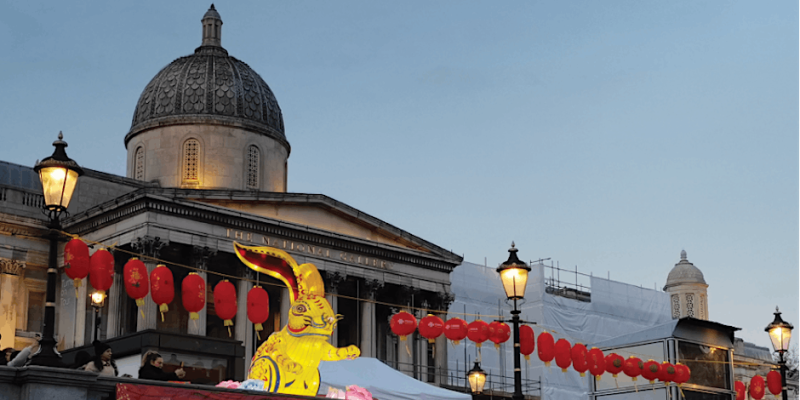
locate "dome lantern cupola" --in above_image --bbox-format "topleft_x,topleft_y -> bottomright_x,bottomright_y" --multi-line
125,5 -> 289,192
664,250 -> 709,320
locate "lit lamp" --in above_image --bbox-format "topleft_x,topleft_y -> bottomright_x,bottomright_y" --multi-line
467,361 -> 487,394
496,242 -> 530,400
765,306 -> 793,400
91,290 -> 106,342
30,132 -> 83,367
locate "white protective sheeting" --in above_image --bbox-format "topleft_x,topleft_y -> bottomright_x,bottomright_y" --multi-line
448,261 -> 672,400
318,357 -> 471,400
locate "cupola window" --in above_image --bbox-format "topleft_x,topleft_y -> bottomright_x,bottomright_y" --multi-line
183,139 -> 200,183
246,145 -> 260,189
134,146 -> 145,181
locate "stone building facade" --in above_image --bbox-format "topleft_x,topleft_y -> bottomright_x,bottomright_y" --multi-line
0,5 -> 461,383
663,250 -> 709,320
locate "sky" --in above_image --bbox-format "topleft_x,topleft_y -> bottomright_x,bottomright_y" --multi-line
0,1 -> 797,351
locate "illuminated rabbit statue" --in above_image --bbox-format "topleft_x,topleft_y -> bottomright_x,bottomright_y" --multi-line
234,242 -> 360,395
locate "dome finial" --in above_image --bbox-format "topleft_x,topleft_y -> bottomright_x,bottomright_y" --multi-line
680,249 -> 687,261
201,4 -> 223,48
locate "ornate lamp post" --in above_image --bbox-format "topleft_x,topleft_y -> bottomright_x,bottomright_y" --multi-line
765,306 -> 793,400
496,242 -> 530,400
467,361 -> 487,395
30,132 -> 83,367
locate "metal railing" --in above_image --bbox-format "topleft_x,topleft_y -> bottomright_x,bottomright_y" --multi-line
377,358 -> 541,398
541,262 -> 592,302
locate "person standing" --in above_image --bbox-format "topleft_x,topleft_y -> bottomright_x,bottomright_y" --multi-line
82,340 -> 118,376
138,350 -> 186,381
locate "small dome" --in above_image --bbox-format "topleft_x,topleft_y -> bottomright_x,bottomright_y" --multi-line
663,250 -> 707,290
125,5 -> 287,150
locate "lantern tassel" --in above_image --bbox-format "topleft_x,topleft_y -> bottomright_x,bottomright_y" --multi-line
406,341 -> 411,356
136,298 -> 145,307
614,377 -> 619,389
139,308 -> 145,319
634,380 -> 638,393
190,312 -> 199,320
678,385 -> 685,399
159,303 -> 168,322
228,326 -> 232,337
224,319 -> 233,337
73,279 -> 82,299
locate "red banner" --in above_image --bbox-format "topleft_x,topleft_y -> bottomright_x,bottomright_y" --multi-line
117,383 -> 304,400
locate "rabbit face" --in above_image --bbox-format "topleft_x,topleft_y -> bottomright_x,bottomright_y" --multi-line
286,295 -> 343,338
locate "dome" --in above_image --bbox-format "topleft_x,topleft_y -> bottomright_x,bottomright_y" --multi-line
663,250 -> 707,290
125,5 -> 287,150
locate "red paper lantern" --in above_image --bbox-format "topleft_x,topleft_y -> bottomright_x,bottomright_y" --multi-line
467,320 -> 490,348
554,339 -> 572,372
605,353 -> 624,377
571,343 -> 589,377
123,258 -> 149,307
588,348 -> 605,380
519,325 -> 535,360
623,357 -> 643,381
419,315 -> 445,343
181,272 -> 205,320
673,363 -> 690,385
734,381 -> 746,400
150,264 -> 174,321
390,311 -> 417,341
89,248 -> 114,296
63,238 -> 90,292
488,321 -> 510,349
766,370 -> 782,396
537,331 -> 555,366
214,280 -> 238,336
659,362 -> 675,385
749,375 -> 765,400
641,359 -> 661,383
247,286 -> 270,339
444,318 -> 468,344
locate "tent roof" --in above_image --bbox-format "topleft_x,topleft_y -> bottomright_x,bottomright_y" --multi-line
318,358 -> 471,400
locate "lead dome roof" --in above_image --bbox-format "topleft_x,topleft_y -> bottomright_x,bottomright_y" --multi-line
125,5 -> 286,149
663,250 -> 707,290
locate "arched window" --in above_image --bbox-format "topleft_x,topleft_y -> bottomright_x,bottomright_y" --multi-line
134,146 -> 145,181
183,139 -> 200,183
246,145 -> 260,189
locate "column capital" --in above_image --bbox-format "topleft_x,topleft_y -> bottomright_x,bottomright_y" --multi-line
131,236 -> 168,260
325,271 -> 346,293
362,279 -> 384,300
435,292 -> 455,311
192,246 -> 218,270
0,258 -> 25,275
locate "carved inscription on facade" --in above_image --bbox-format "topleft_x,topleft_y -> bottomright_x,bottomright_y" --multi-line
226,229 -> 392,270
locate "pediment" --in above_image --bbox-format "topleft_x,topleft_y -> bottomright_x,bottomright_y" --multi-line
192,194 -> 434,254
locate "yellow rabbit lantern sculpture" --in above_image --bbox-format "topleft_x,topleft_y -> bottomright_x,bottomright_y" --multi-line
234,242 -> 360,395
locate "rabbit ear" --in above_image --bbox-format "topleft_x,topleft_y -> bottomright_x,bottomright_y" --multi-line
233,242 -> 326,301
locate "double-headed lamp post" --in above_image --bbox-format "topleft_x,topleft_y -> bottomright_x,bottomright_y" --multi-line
30,132 -> 83,367
765,306 -> 793,400
496,242 -> 530,400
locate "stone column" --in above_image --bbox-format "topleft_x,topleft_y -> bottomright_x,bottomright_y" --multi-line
188,246 -> 216,336
325,272 -> 345,345
397,286 -> 419,377
433,292 -> 454,385
132,237 -> 166,331
360,279 -> 383,358
417,302 -> 429,381
74,278 -> 87,346
57,267 -> 78,349
0,259 -> 24,349
235,273 -> 254,364
105,271 -> 123,338
279,287 -> 291,329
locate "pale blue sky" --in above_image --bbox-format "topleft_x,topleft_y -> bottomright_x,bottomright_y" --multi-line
0,1 -> 796,350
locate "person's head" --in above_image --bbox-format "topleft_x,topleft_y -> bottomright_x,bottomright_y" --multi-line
142,351 -> 163,369
2,348 -> 12,362
92,340 -> 112,361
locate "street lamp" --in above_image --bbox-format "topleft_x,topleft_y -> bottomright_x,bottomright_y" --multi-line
765,306 -> 793,400
91,290 -> 106,342
496,242 -> 530,400
467,361 -> 487,394
30,132 -> 83,367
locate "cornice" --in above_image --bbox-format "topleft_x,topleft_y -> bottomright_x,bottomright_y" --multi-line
64,191 -> 461,273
